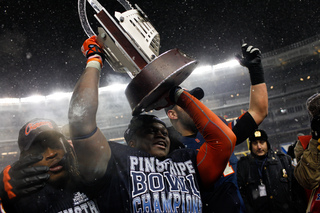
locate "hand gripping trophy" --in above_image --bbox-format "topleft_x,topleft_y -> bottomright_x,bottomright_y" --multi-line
78,0 -> 198,115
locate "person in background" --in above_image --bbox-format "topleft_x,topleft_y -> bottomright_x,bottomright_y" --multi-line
67,35 -> 237,212
294,93 -> 320,213
287,133 -> 304,166
237,129 -> 307,213
165,43 -> 268,213
0,118 -> 99,213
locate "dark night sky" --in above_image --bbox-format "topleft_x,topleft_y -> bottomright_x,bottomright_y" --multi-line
1,0 -> 320,98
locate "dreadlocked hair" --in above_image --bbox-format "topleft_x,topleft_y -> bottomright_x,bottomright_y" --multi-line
60,137 -> 81,180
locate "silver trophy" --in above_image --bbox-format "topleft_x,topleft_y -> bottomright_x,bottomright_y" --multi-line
78,0 -> 198,115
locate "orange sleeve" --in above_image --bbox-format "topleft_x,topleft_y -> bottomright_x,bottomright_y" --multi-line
176,91 -> 237,187
3,165 -> 16,199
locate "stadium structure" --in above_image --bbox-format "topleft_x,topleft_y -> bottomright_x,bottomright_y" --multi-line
0,35 -> 319,170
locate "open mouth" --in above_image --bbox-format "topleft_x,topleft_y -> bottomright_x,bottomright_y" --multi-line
49,164 -> 63,172
49,155 -> 67,172
154,141 -> 167,149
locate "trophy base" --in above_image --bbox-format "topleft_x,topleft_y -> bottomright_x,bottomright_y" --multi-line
125,48 -> 198,115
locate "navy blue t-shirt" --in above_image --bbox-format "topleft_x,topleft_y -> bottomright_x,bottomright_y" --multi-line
3,183 -> 100,213
94,142 -> 203,212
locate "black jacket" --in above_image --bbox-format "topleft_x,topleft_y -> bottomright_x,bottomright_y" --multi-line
237,149 -> 307,213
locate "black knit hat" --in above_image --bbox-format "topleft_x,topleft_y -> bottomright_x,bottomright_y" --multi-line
249,129 -> 268,142
249,129 -> 270,151
124,114 -> 166,143
18,118 -> 63,152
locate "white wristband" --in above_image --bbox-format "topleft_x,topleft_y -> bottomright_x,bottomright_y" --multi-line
86,60 -> 102,72
175,89 -> 184,103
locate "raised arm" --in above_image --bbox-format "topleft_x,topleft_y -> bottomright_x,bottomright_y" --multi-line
248,83 -> 268,125
68,36 -> 111,181
173,89 -> 237,187
236,43 -> 268,126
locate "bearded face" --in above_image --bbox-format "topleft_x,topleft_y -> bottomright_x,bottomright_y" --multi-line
175,106 -> 198,134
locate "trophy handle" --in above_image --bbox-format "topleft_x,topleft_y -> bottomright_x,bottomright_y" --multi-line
78,0 -> 96,38
78,0 -> 161,78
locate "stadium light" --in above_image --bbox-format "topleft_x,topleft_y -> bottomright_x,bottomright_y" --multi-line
0,98 -> 20,104
0,60 -> 240,102
99,83 -> 128,93
191,59 -> 241,76
192,65 -> 213,75
213,59 -> 240,70
46,92 -> 72,101
21,95 -> 46,103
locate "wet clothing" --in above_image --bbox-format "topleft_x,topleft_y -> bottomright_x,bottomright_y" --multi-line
74,90 -> 236,212
182,132 -> 244,213
294,136 -> 320,213
94,142 -> 202,212
1,182 -> 99,213
181,112 -> 257,213
237,149 -> 307,213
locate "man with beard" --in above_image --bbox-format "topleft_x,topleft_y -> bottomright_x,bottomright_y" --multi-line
0,118 -> 99,213
165,43 -> 268,213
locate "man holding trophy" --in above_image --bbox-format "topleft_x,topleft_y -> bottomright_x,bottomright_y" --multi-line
61,31 -> 236,211
0,0 -> 259,212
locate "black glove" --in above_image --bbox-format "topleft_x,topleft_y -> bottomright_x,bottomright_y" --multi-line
152,86 -> 203,112
311,115 -> 320,140
169,86 -> 204,104
235,43 -> 265,85
169,86 -> 183,104
150,86 -> 181,112
0,155 -> 49,200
